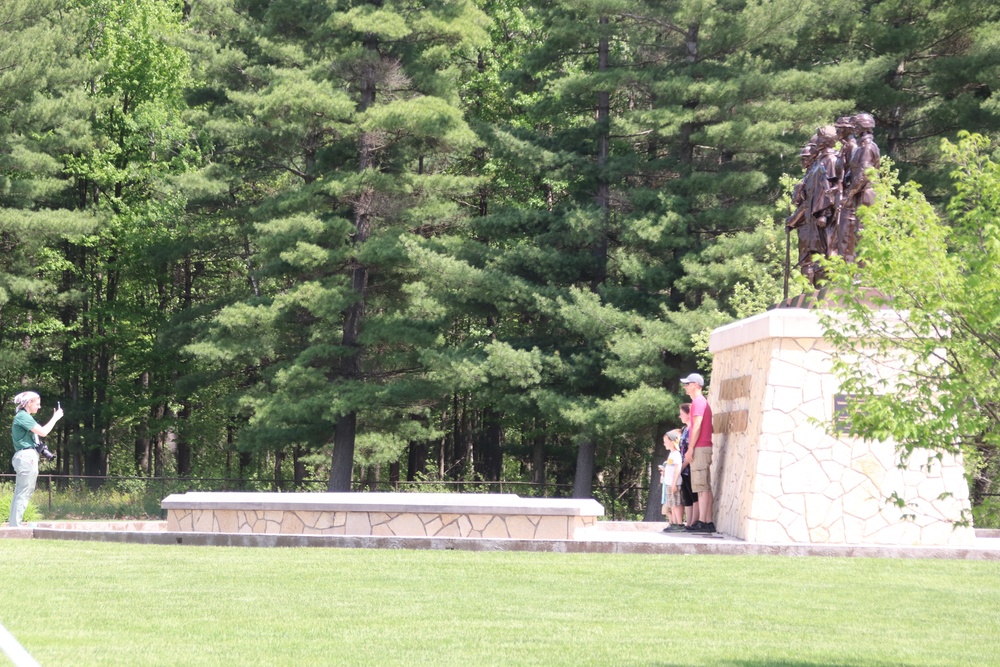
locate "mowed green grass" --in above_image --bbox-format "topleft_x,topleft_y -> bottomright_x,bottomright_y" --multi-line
1,540 -> 998,667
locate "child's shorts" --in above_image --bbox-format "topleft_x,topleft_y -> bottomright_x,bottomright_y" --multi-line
662,486 -> 683,509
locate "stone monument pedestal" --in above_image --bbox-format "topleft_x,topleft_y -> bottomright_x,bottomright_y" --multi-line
707,308 -> 974,546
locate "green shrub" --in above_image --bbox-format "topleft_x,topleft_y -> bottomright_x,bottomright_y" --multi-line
973,497 -> 1000,529
39,488 -> 162,520
0,492 -> 42,523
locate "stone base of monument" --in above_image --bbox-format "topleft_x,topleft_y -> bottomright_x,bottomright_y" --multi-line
161,492 -> 604,540
707,308 -> 975,546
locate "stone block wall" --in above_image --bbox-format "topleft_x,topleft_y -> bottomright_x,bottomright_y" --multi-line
708,309 -> 974,546
162,493 -> 605,540
165,508 -> 594,540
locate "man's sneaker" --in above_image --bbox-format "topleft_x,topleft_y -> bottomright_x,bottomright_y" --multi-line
685,521 -> 705,532
695,521 -> 717,533
668,524 -> 688,532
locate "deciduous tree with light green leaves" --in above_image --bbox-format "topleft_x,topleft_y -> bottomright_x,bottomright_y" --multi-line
819,132 -> 1000,510
55,0 -> 206,480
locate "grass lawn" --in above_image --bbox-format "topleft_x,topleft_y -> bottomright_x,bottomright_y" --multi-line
1,540 -> 998,666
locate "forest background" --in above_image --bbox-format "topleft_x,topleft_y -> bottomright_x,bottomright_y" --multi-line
2,0 -> 999,520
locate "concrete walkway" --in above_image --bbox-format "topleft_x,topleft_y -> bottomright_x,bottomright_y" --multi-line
3,520 -> 999,559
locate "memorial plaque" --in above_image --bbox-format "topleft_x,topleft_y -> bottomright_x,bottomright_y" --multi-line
714,410 -> 748,434
719,375 -> 752,401
833,393 -> 855,433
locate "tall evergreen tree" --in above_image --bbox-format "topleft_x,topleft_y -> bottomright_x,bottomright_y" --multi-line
0,0 -> 97,471
411,0 -> 834,506
187,0 -> 490,490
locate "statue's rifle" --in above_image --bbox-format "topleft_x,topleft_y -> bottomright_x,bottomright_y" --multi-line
784,225 -> 790,300
783,205 -> 805,300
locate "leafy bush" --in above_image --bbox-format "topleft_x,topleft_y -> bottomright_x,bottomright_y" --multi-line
0,490 -> 42,523
38,488 -> 163,520
973,497 -> 1000,529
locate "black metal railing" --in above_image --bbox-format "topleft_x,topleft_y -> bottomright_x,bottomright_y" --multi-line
0,473 -> 650,521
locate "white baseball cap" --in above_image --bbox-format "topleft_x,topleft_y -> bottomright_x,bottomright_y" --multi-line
679,373 -> 705,387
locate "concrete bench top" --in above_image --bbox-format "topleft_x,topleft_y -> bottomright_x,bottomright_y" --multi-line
161,492 -> 605,517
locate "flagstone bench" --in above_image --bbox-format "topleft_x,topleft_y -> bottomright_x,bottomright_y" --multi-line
161,492 -> 605,540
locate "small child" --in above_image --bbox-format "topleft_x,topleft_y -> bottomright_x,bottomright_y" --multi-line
659,430 -> 684,530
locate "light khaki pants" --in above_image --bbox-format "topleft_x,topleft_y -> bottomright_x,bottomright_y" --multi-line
9,448 -> 39,527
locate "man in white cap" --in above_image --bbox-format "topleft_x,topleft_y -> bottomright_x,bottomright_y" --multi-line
680,373 -> 715,533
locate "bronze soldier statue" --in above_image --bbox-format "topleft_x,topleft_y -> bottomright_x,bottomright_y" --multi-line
805,125 -> 841,284
786,143 -> 826,287
835,116 -> 858,173
842,112 -> 880,263
784,113 -> 880,291
834,115 -> 858,258
835,117 -> 857,173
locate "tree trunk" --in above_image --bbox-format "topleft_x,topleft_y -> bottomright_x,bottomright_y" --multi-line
293,445 -> 306,487
329,412 -> 357,491
91,259 -> 119,486
575,16 -> 611,498
481,408 -> 503,482
87,338 -> 112,486
591,15 -> 610,292
175,401 -> 192,476
531,430 -> 545,491
572,438 -> 597,498
134,422 -> 150,475
329,27 -> 379,492
643,424 -> 669,521
452,392 -> 473,479
479,311 -> 503,482
152,404 -> 166,478
449,392 -> 461,477
238,450 -> 253,488
439,424 -> 447,479
273,450 -> 285,491
679,23 -> 700,166
134,372 -> 151,474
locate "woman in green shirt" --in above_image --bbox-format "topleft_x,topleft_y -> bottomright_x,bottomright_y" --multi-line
8,391 -> 62,527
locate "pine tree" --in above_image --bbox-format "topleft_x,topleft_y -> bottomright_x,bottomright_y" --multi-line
0,0 -> 97,470
187,0 -> 490,490
410,0 -> 836,507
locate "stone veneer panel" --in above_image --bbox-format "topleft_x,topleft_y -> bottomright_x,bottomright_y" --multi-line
708,309 -> 975,546
534,516 -> 571,540
164,509 -> 590,539
162,493 -> 603,540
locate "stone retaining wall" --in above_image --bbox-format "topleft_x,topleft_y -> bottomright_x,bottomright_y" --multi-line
162,492 -> 604,540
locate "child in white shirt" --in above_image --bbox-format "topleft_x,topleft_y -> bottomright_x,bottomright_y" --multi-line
659,430 -> 684,529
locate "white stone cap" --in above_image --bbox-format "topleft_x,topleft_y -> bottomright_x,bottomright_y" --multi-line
161,492 -> 605,517
709,309 -> 824,353
709,307 -> 916,354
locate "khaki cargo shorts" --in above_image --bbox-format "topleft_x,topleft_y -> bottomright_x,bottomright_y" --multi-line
691,446 -> 713,493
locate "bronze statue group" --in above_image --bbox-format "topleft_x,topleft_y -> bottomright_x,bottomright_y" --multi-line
786,113 -> 881,288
